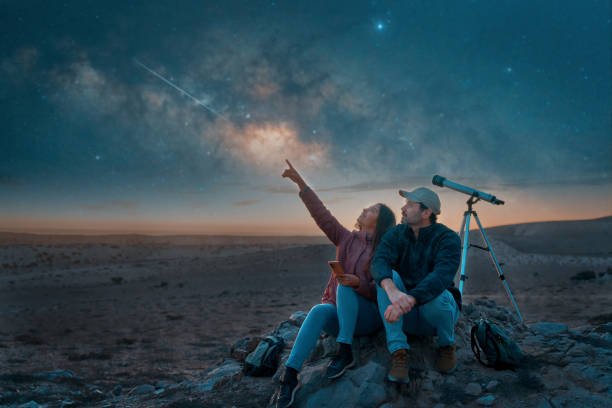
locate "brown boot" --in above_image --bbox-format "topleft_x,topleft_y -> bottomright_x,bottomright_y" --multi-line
436,344 -> 457,373
387,349 -> 410,384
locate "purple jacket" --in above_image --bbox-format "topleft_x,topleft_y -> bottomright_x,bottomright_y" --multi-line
299,187 -> 377,305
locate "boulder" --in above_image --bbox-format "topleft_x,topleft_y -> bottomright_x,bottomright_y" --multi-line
194,359 -> 243,393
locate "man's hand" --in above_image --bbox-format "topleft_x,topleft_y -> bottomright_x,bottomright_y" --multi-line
381,278 -> 417,319
336,274 -> 360,289
384,304 -> 403,323
282,159 -> 307,191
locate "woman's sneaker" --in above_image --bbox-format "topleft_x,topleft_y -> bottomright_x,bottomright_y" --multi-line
326,343 -> 355,379
276,368 -> 300,408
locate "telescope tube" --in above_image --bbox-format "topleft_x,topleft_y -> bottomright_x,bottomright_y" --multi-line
432,175 -> 504,205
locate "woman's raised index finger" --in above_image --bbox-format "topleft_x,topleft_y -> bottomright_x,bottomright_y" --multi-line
285,159 -> 295,169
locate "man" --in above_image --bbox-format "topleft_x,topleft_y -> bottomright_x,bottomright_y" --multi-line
371,187 -> 462,384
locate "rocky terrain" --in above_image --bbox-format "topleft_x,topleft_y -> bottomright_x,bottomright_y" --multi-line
2,298 -> 611,407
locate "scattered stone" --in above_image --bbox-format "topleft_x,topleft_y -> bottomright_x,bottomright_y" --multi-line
14,334 -> 44,345
132,384 -> 155,395
570,270 -> 596,281
112,385 -> 122,396
289,311 -> 307,327
18,401 -> 41,408
485,380 -> 499,391
194,359 -> 243,393
465,382 -> 482,396
477,394 -> 496,406
529,322 -> 568,336
274,320 -> 299,343
34,369 -> 76,381
230,336 -> 261,362
588,313 -> 612,325
155,380 -> 174,389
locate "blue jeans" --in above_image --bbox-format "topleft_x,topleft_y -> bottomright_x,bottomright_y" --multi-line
285,284 -> 382,371
377,271 -> 460,354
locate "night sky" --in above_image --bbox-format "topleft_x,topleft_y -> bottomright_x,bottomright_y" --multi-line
1,1 -> 610,235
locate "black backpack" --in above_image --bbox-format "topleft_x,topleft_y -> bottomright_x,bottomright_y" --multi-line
470,318 -> 524,370
243,335 -> 285,376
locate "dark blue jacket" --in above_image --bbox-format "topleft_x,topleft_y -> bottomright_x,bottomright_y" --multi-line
371,222 -> 461,306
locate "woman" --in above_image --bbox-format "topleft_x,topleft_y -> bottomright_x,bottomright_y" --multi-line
275,160 -> 396,408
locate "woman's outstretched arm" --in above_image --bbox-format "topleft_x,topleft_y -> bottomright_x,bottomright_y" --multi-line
282,159 -> 350,246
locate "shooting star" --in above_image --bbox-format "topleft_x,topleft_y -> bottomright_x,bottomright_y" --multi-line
134,58 -> 229,121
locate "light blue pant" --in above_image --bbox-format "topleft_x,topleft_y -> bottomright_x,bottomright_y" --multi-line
286,284 -> 382,371
377,271 -> 460,354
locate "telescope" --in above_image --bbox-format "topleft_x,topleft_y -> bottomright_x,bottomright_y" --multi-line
432,175 -> 504,205
431,174 -> 523,322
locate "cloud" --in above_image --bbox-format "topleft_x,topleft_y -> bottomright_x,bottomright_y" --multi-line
0,174 -> 22,188
1,47 -> 39,77
81,200 -> 139,212
233,199 -> 259,206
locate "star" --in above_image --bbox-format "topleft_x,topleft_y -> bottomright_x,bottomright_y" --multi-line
95,155 -> 101,161
375,21 -> 385,32
505,67 -> 513,73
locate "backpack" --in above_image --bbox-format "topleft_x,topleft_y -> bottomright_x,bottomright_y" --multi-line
470,318 -> 524,370
243,335 -> 284,376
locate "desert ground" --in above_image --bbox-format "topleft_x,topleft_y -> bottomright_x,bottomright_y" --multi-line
1,217 -> 611,394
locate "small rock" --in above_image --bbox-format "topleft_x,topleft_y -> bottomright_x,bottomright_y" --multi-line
422,378 -> 435,391
155,380 -> 173,389
570,270 -> 596,281
357,381 -> 387,407
132,384 -> 155,394
34,369 -> 76,381
18,402 -> 41,408
477,394 -> 496,406
195,359 -> 243,392
486,380 -> 499,391
112,385 -> 122,396
274,321 -> 299,343
230,336 -> 261,361
530,322 -> 569,336
289,311 -> 307,327
465,382 -> 482,396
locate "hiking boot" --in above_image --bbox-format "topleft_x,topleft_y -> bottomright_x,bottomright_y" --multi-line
276,368 -> 300,408
436,344 -> 457,373
326,343 -> 355,379
387,349 -> 410,384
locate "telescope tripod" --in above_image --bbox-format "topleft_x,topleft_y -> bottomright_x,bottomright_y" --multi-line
457,196 -> 524,323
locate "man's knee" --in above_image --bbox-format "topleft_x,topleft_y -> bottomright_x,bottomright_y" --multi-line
419,291 -> 457,321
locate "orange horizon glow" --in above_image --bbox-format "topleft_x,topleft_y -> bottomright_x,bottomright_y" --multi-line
1,211 -> 610,236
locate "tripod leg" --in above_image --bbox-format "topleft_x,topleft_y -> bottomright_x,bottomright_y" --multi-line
473,213 -> 524,323
458,212 -> 471,295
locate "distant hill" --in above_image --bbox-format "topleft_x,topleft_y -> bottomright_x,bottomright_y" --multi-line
484,215 -> 612,256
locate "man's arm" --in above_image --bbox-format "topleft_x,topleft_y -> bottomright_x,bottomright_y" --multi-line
371,226 -> 416,316
370,226 -> 402,285
405,231 -> 461,305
